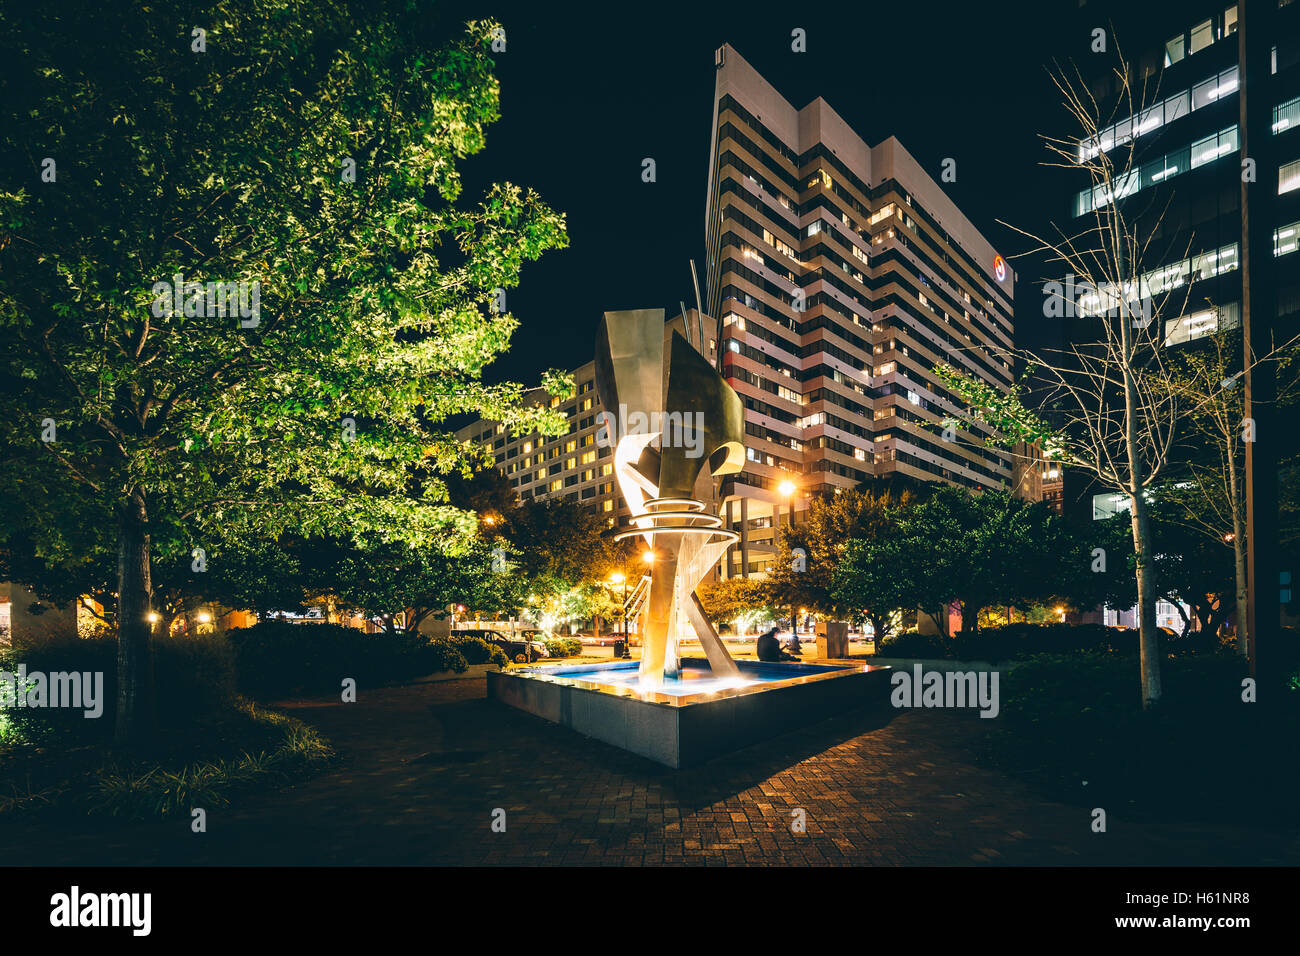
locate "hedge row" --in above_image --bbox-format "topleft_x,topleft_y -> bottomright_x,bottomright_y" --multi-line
226,621 -> 507,698
0,624 -> 509,743
879,622 -> 1149,662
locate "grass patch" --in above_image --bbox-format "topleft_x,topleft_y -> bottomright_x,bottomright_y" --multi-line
0,699 -> 333,821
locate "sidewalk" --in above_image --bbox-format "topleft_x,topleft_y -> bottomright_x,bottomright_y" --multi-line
1,677 -> 1295,866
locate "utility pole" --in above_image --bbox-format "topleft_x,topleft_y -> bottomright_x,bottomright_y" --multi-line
1240,0 -> 1280,688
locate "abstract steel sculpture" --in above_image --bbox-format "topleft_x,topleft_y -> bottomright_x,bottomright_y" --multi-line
594,309 -> 746,686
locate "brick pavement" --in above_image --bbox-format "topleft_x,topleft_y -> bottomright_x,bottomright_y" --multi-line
2,678 -> 1296,866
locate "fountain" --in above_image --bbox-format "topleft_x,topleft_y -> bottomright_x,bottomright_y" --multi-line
488,309 -> 889,767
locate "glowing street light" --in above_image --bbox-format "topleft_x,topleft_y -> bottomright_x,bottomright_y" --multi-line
609,571 -> 625,585
778,479 -> 797,498
642,550 -> 655,565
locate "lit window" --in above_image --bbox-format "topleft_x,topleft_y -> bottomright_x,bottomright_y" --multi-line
1092,493 -> 1131,521
1164,34 -> 1186,66
1190,19 -> 1213,55
1280,159 -> 1300,194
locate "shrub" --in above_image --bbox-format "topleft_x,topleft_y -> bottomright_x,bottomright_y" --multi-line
0,633 -> 237,745
155,632 -> 238,717
948,622 -> 1142,661
227,621 -> 463,698
444,634 -> 506,668
420,640 -> 469,675
875,631 -> 951,658
544,637 -> 583,658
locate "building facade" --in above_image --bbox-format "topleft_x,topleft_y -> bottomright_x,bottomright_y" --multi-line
1059,0 -> 1300,531
1065,0 -> 1300,350
705,44 -> 1019,575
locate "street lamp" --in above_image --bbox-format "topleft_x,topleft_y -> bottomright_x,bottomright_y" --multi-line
778,479 -> 797,633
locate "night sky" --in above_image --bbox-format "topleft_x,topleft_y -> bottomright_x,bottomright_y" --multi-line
453,0 -> 1081,387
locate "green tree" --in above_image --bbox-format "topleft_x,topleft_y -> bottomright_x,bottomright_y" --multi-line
697,576 -> 774,634
768,486 -> 916,640
327,535 -> 518,634
834,486 -> 1079,637
505,499 -> 619,604
0,5 -> 569,747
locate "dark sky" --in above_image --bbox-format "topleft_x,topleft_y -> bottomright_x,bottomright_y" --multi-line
454,0 -> 1078,386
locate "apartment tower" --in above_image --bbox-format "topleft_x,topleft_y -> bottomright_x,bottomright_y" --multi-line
705,44 -> 1018,576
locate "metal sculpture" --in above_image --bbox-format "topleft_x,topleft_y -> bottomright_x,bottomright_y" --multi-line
594,309 -> 746,685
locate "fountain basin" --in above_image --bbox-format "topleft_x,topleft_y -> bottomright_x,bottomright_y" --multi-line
487,657 -> 891,768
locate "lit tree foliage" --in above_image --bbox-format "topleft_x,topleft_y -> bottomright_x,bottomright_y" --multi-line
0,3 -> 569,746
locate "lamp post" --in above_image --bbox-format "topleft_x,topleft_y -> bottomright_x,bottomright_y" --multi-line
778,478 -> 797,636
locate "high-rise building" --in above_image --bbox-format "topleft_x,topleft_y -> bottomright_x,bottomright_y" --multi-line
705,44 -> 1018,576
1051,1 -> 1300,638
1055,0 -> 1299,530
1061,0 -> 1300,350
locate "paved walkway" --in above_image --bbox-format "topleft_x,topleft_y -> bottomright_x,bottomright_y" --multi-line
2,678 -> 1296,866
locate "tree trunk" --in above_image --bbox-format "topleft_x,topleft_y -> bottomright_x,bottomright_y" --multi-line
1128,489 -> 1163,709
1115,217 -> 1163,709
868,611 -> 890,646
1229,457 -> 1249,656
961,602 -> 981,636
114,489 -> 155,750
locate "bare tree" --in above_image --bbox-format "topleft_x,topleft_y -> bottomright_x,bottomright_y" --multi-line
936,47 -> 1207,709
1159,331 -> 1300,655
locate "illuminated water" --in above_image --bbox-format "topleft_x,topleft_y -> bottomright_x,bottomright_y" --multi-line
539,660 -> 849,698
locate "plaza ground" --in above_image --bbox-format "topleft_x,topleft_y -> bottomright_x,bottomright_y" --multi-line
1,667 -> 1295,866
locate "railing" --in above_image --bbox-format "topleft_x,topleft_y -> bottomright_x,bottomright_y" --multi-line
623,574 -> 651,632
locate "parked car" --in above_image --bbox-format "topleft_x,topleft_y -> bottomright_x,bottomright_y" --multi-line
457,628 -> 550,664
